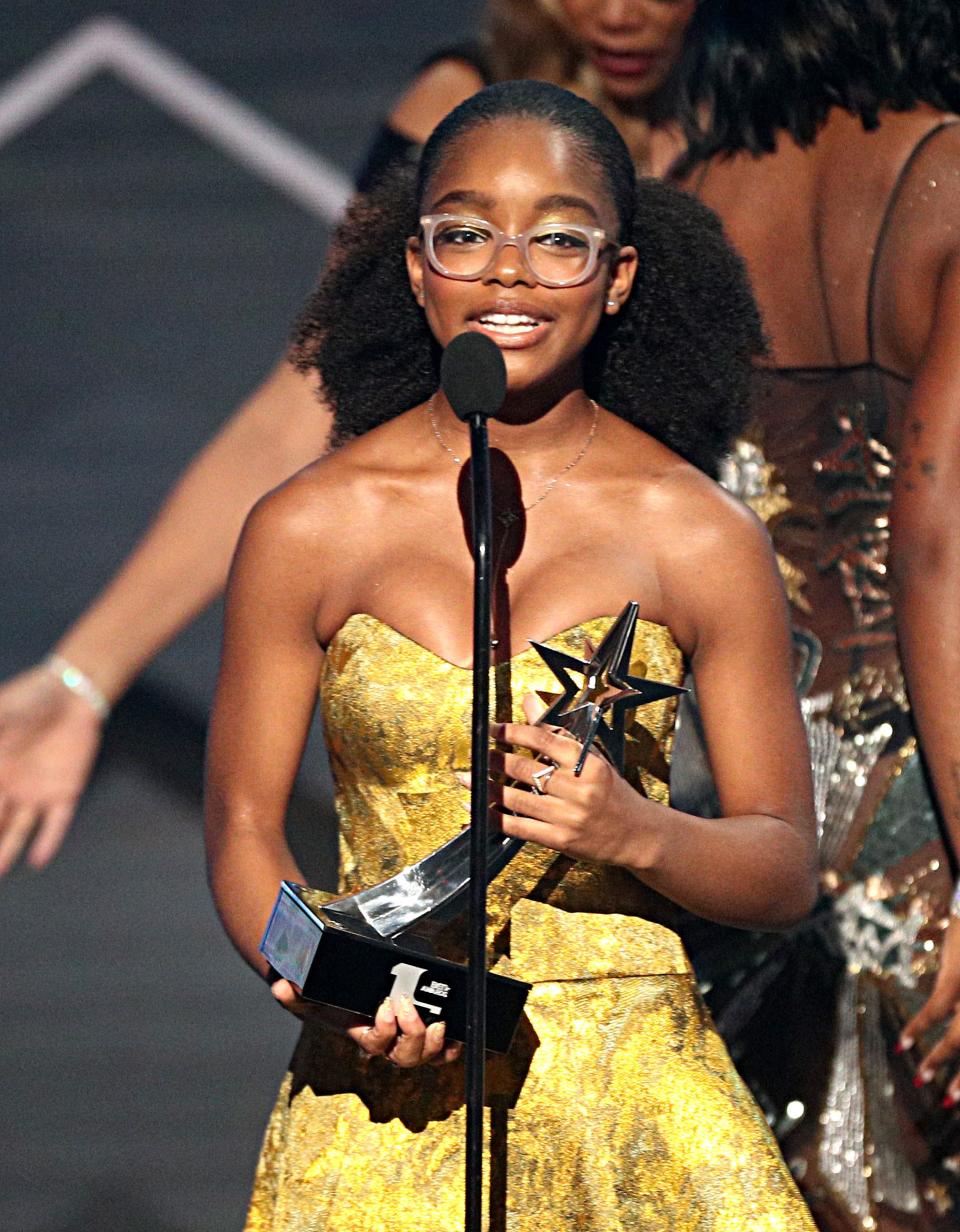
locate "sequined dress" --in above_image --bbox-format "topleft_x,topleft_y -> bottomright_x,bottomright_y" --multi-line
245,613 -> 814,1231
686,122 -> 960,1231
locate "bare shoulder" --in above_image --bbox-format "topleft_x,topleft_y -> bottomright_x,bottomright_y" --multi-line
240,412 -> 416,560
598,420 -> 777,643
388,56 -> 487,143
833,107 -> 960,372
602,415 -> 765,558
629,455 -> 784,656
817,104 -> 960,199
648,122 -> 686,179
641,456 -> 769,564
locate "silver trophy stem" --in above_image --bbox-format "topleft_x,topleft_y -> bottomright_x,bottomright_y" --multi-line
323,827 -> 522,939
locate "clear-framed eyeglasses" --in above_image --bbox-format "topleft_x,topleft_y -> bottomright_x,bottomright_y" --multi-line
419,214 -> 612,288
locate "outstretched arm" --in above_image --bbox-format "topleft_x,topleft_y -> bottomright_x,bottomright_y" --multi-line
58,359 -> 330,702
0,358 -> 331,873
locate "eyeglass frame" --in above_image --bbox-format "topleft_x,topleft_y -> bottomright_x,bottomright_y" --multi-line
417,213 -> 615,289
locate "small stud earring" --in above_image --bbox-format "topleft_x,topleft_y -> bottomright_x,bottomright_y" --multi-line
606,298 -> 618,310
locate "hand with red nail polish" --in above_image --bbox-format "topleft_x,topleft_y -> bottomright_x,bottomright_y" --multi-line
898,915 -> 960,1105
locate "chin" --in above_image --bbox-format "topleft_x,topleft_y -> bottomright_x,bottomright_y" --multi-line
499,349 -> 552,386
596,73 -> 665,108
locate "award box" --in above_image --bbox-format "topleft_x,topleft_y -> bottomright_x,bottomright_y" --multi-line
261,880 -> 530,1053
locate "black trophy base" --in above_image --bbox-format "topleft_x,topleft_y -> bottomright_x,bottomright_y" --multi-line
260,881 -> 530,1053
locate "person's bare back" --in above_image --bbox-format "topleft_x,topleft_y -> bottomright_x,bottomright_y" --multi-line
685,104 -> 960,382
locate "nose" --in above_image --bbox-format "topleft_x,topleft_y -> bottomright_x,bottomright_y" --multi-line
485,237 -> 536,286
595,0 -> 646,31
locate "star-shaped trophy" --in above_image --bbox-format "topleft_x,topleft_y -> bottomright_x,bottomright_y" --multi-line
530,601 -> 686,774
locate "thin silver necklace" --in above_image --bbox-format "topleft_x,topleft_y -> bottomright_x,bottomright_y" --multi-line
427,396 -> 599,529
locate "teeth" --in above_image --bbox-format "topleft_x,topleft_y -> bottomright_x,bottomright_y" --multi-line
478,313 -> 540,329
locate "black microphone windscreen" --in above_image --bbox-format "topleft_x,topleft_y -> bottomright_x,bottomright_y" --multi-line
440,332 -> 507,421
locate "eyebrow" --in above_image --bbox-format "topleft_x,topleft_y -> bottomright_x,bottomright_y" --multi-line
533,193 -> 601,222
428,189 -> 602,224
429,190 -> 495,212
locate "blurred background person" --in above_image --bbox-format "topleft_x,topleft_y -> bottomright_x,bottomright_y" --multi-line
671,1 -> 960,1228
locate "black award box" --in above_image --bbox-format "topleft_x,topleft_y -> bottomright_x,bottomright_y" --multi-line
260,880 -> 530,1054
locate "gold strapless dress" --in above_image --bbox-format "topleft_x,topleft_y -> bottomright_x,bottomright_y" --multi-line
245,614 -> 813,1231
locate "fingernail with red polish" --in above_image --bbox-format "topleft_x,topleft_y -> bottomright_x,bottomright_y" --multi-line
914,1070 -> 933,1087
895,1038 -> 913,1055
941,1094 -> 957,1109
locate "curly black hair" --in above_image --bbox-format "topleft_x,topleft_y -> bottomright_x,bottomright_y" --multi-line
674,0 -> 960,170
293,81 -> 766,477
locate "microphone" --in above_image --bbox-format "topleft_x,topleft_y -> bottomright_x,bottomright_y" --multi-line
440,332 -> 507,421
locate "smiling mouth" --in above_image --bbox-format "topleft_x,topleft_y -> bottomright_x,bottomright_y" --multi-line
475,311 -> 544,336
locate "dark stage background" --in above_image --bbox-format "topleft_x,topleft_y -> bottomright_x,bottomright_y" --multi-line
0,5 -> 482,1229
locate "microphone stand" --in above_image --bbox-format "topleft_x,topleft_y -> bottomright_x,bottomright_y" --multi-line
465,408 -> 493,1232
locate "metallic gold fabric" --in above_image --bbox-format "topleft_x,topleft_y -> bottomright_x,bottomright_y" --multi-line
719,433 -> 811,615
811,403 -> 896,654
245,614 -> 814,1231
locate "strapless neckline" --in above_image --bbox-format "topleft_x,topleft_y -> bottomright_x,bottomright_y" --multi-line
326,610 -> 676,674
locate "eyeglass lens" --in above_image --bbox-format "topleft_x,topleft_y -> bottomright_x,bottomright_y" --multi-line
430,219 -> 595,283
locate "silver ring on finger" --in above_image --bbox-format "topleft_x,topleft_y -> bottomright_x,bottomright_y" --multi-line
531,763 -> 556,795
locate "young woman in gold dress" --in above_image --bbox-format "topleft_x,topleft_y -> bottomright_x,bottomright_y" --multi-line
205,80 -> 817,1230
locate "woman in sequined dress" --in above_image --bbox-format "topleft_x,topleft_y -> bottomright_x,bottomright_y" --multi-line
668,2 -> 960,1227
205,81 -> 818,1230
